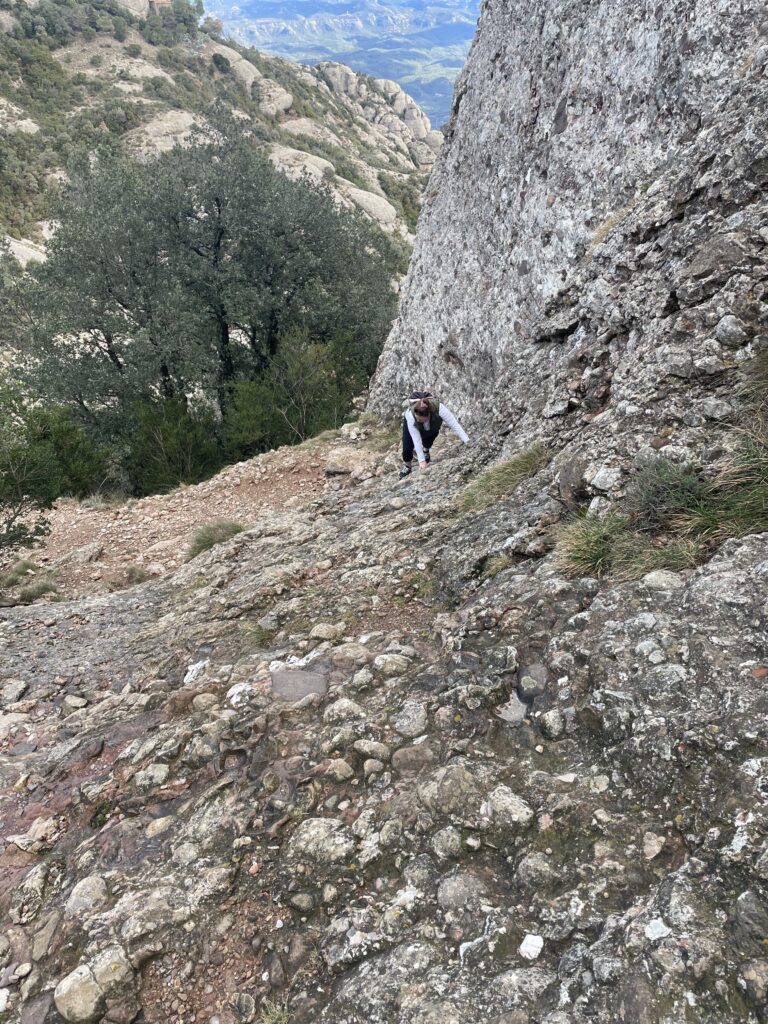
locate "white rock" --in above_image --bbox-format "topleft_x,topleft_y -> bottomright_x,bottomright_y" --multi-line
519,933 -> 544,960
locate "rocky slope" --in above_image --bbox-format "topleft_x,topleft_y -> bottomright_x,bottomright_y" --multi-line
2,2 -> 768,1024
0,0 -> 440,252
1,419 -> 767,1024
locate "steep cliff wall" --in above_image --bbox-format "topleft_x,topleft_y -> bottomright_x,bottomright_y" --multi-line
370,0 -> 768,438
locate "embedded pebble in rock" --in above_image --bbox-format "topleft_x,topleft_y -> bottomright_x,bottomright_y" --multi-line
391,743 -> 436,772
326,758 -> 355,781
393,700 -> 429,738
373,653 -> 411,677
64,875 -> 108,919
133,764 -> 169,790
518,934 -> 544,961
353,739 -> 391,761
54,966 -> 103,1023
287,818 -> 355,865
539,708 -> 566,739
310,621 -> 347,641
483,785 -> 535,833
431,826 -> 463,860
323,698 -> 366,724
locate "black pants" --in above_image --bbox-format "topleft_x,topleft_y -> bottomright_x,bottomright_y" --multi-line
402,417 -> 440,462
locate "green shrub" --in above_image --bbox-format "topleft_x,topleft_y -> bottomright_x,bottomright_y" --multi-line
126,43 -> 142,58
186,520 -> 245,560
378,172 -> 424,232
457,443 -> 549,514
125,400 -> 221,496
623,457 -> 710,531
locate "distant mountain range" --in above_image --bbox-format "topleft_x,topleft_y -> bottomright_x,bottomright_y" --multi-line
204,0 -> 479,127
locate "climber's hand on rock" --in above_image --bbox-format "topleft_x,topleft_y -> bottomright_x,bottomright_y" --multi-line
419,460 -> 429,471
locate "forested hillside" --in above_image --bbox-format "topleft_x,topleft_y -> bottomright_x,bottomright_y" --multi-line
0,0 -> 438,241
0,0 -> 435,546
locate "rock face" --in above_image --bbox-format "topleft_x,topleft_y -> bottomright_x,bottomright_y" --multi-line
2,3 -> 768,1024
369,0 -> 768,428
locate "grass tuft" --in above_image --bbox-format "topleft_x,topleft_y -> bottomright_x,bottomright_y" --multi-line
556,513 -> 703,580
457,443 -> 549,514
125,565 -> 149,584
186,521 -> 245,561
674,427 -> 768,541
556,512 -> 628,577
18,578 -> 58,603
623,457 -> 711,532
0,559 -> 39,590
480,553 -> 514,580
257,1000 -> 290,1024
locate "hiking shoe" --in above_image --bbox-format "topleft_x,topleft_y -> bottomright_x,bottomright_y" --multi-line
398,464 -> 412,479
424,451 -> 431,464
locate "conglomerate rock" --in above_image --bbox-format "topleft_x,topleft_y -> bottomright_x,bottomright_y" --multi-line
0,423 -> 766,1022
2,1 -> 768,1022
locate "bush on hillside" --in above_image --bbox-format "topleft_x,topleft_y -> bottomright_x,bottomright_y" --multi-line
124,399 -> 221,496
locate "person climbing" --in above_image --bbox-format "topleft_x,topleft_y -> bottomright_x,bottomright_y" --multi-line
399,391 -> 469,478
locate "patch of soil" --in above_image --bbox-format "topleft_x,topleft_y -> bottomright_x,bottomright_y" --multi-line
7,445 -> 334,602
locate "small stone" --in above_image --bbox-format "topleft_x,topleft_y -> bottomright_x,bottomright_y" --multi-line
353,739 -> 391,761
134,764 -> 169,791
392,744 -> 435,772
641,570 -> 685,591
287,818 -> 355,865
192,693 -> 218,712
588,466 -> 622,491
431,826 -> 462,860
363,758 -> 385,777
519,934 -> 544,960
146,817 -> 175,839
325,758 -> 355,782
90,946 -> 133,992
714,314 -> 748,348
644,918 -> 671,941
65,876 -> 108,919
373,653 -> 411,677
643,832 -> 666,860
323,698 -> 366,724
392,700 -> 428,738
54,965 -> 103,1023
310,621 -> 347,641
540,709 -> 566,739
483,785 -> 535,832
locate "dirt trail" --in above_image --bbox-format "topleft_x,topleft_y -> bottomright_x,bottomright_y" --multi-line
6,443 -> 334,601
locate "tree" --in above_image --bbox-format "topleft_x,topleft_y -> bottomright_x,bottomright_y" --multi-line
4,120 -> 399,419
0,376 -> 107,550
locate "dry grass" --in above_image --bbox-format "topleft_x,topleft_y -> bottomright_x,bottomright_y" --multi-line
256,1000 -> 290,1024
456,443 -> 549,515
0,559 -> 38,590
18,577 -> 58,603
480,553 -> 514,580
185,520 -> 245,561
